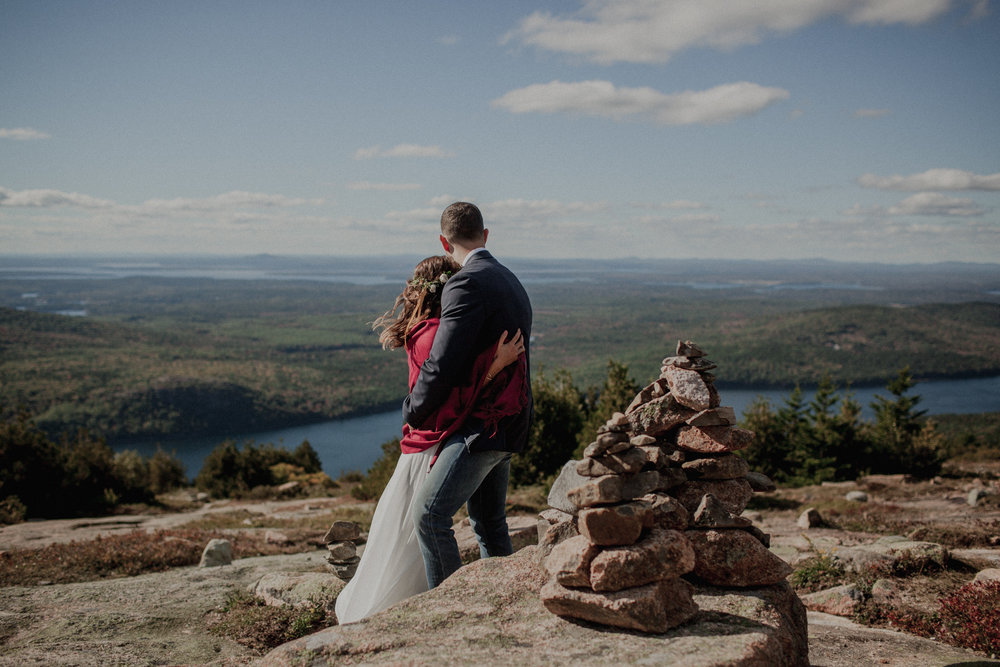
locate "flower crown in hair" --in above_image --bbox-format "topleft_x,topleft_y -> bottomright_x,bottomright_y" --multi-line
409,271 -> 452,294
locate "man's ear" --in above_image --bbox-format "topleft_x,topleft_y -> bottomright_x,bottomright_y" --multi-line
439,234 -> 452,254
482,228 -> 489,244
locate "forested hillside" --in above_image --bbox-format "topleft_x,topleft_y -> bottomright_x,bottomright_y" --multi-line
3,298 -> 998,441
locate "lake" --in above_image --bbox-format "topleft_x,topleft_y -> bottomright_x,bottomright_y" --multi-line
116,375 -> 1000,481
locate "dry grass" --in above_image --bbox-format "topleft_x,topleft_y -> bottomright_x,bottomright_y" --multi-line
0,528 -> 322,587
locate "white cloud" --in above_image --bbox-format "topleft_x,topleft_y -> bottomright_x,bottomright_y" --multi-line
854,108 -> 892,118
505,0 -> 963,64
858,168 -> 1000,191
670,212 -> 722,224
631,200 -> 707,210
487,198 -> 609,222
353,144 -> 456,159
492,80 -> 789,125
886,192 -> 986,216
347,181 -> 422,191
0,127 -> 51,141
0,187 -> 113,208
136,191 -> 324,213
847,0 -> 955,25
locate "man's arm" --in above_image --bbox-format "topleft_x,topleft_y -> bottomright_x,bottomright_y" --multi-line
402,273 -> 485,427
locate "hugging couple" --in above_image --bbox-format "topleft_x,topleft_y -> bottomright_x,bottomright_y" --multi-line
335,201 -> 533,624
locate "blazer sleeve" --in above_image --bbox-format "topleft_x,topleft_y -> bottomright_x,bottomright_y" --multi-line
402,272 -> 485,427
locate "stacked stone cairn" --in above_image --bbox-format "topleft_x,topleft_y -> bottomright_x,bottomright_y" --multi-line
539,340 -> 792,633
323,520 -> 363,581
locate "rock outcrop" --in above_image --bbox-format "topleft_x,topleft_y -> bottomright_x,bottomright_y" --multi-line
258,546 -> 809,666
540,341 -> 796,640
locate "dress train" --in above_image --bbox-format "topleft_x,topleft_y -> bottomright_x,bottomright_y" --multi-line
334,448 -> 434,624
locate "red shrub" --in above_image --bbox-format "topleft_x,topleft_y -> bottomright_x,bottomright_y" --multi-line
937,580 -> 1000,657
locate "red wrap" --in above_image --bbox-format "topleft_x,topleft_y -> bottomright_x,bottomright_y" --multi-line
399,318 -> 528,453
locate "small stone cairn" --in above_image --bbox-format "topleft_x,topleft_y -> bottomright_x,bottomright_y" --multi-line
540,340 -> 792,633
323,520 -> 362,580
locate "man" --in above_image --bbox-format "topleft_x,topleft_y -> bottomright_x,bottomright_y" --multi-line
404,201 -> 533,588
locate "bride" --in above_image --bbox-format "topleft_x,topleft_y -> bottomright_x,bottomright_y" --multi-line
334,255 -> 526,624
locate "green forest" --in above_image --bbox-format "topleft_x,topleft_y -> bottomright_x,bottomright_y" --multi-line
2,286 -> 998,441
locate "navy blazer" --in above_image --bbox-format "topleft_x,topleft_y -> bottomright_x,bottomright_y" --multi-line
402,250 -> 533,453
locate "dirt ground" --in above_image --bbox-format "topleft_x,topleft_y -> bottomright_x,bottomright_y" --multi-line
1,478 -> 999,666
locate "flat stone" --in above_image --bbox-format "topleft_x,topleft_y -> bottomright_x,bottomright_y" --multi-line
599,412 -> 630,433
539,508 -> 573,525
831,536 -> 949,574
567,475 -> 623,508
627,394 -> 697,437
264,530 -> 291,545
746,471 -> 777,492
621,470 -> 662,500
323,520 -> 361,543
637,445 -> 670,468
968,487 -> 994,506
797,507 -> 823,529
583,431 -> 631,458
691,493 -> 752,529
798,584 -> 864,617
974,568 -> 1000,583
661,356 -> 717,372
625,379 -> 670,415
675,425 -> 754,454
746,525 -> 772,548
676,340 -> 706,357
589,528 -> 695,592
686,529 -> 794,587
326,541 -> 357,560
548,460 -> 591,514
682,453 -> 750,479
949,548 -> 1000,570
578,501 -> 653,546
576,447 -> 647,476
545,535 -> 599,588
542,576 -> 698,634
250,572 -> 345,615
845,491 -> 869,502
685,406 -> 735,426
672,478 -> 755,515
654,467 -> 687,491
538,514 -> 580,558
329,556 -> 360,580
641,492 -> 690,530
198,538 -> 232,567
630,434 -> 657,446
661,366 -> 713,411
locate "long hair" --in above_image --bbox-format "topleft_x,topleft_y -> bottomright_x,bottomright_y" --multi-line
373,255 -> 461,350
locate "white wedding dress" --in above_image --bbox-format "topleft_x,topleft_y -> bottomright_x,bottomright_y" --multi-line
334,447 -> 435,624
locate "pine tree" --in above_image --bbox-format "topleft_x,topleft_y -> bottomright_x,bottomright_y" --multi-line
511,369 -> 584,487
869,367 -> 942,477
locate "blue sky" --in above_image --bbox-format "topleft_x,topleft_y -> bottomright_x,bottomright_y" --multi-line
2,0 -> 998,262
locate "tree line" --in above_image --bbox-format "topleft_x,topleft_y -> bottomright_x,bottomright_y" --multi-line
0,404 -> 333,523
0,362 -> 963,522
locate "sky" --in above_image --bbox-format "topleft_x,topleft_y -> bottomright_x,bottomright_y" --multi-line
1,0 -> 999,263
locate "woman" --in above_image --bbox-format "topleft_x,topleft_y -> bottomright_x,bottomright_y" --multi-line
334,255 -> 527,624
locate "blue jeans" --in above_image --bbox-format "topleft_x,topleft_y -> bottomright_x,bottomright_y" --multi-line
411,431 -> 513,588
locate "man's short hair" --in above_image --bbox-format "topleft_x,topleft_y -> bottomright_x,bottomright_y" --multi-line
440,202 -> 484,244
